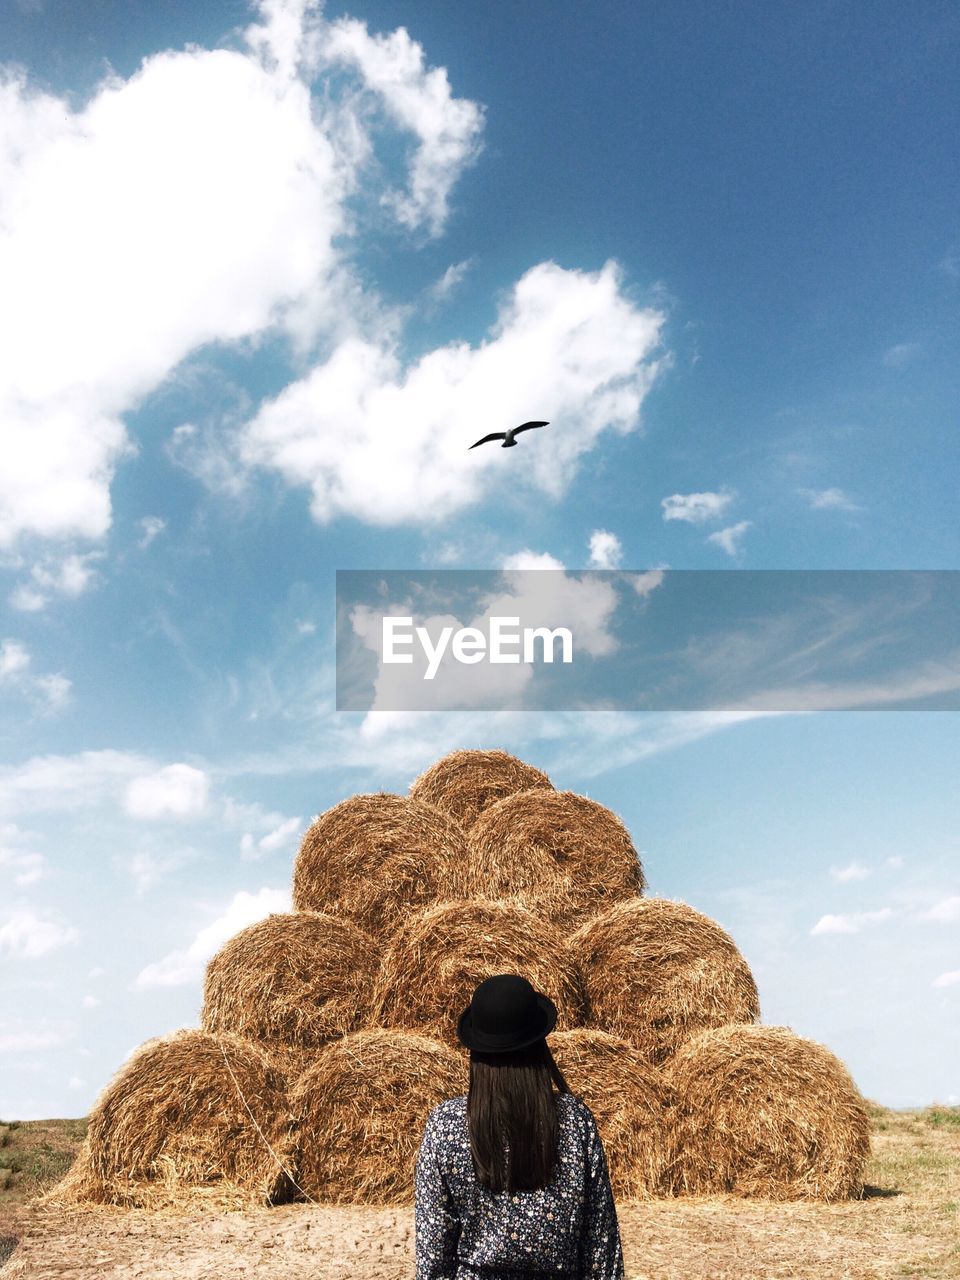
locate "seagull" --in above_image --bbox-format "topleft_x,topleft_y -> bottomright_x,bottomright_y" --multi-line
469,420 -> 549,450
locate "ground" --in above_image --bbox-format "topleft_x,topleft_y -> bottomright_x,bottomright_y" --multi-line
0,1107 -> 957,1279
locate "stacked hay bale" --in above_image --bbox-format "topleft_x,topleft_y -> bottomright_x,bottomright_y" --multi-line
54,747 -> 870,1210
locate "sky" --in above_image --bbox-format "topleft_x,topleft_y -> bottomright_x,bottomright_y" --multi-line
0,0 -> 958,1117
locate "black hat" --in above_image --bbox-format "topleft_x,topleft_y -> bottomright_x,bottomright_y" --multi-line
457,974 -> 557,1053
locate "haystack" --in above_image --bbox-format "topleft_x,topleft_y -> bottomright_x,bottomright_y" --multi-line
201,912 -> 377,1059
368,898 -> 584,1047
292,793 -> 470,937
463,789 -> 645,926
572,897 -> 760,1063
665,1024 -> 871,1200
409,748 -> 554,829
290,1029 -> 465,1204
57,1029 -> 294,1207
549,1029 -> 674,1199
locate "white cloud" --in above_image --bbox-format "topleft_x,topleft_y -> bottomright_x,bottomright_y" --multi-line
66,1075 -> 86,1090
240,816 -> 303,860
883,342 -> 922,368
123,849 -> 188,895
0,641 -> 30,679
810,908 -> 895,936
124,763 -> 210,820
798,487 -> 862,512
0,0 -> 355,552
933,970 -> 960,989
0,641 -> 71,711
426,258 -> 474,303
661,490 -> 733,524
588,530 -> 623,569
0,823 -> 45,886
0,909 -> 79,959
926,896 -> 960,922
707,520 -> 752,557
133,886 -> 290,988
502,550 -> 566,571
241,260 -> 665,525
137,516 -> 166,549
0,1019 -> 74,1053
885,856 -> 904,870
81,995 -> 100,1009
320,17 -> 484,235
830,860 -> 872,883
629,569 -> 666,598
0,750 -> 150,817
87,966 -> 106,979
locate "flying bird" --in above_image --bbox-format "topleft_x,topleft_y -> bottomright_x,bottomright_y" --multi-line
469,420 -> 549,450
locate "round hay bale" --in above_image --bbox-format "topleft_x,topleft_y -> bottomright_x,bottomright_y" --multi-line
72,1029 -> 295,1208
201,912 -> 377,1053
290,1029 -> 465,1204
665,1024 -> 871,1200
409,748 -> 554,829
368,898 -> 584,1047
549,1029 -> 675,1199
572,897 -> 760,1064
464,789 -> 645,926
292,793 -> 470,937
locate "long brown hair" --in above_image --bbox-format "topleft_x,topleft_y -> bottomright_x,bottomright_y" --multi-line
466,1039 -> 571,1193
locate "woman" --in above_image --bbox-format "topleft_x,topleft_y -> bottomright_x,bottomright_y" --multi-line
415,973 -> 624,1280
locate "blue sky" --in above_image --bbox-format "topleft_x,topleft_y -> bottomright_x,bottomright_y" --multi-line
0,0 -> 957,1117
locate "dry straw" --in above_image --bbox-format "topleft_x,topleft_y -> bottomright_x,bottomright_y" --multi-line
290,1029 -> 466,1204
54,1029 -> 295,1208
368,898 -> 584,1047
201,911 -> 377,1056
464,789 -> 646,927
292,793 -> 470,937
409,748 -> 554,830
665,1024 -> 871,1200
572,897 -> 760,1064
549,1029 -> 675,1200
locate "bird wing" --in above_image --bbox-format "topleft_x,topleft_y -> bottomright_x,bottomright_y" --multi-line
469,432 -> 507,449
512,420 -> 550,435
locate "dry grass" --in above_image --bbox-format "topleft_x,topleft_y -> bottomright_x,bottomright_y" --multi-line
368,897 -> 584,1047
45,1030 -> 296,1209
201,912 -> 377,1052
409,748 -> 554,830
665,1024 -> 872,1201
549,1029 -> 675,1200
292,793 -> 469,937
464,789 -> 646,927
288,1030 -> 466,1205
572,897 -> 760,1063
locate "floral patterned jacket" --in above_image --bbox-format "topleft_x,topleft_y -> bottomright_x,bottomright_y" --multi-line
414,1092 -> 625,1280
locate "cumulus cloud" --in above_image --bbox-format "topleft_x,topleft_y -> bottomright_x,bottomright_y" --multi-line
0,823 -> 45,886
933,970 -> 960,989
124,764 -> 210,820
829,860 -> 872,883
501,550 -> 566,571
137,516 -> 167,549
0,1019 -> 75,1053
320,17 -> 484,235
133,886 -> 290,988
0,908 -> 79,959
926,896 -> 960,922
0,749 -> 150,817
588,530 -> 623,570
0,640 -> 72,711
707,520 -> 752,557
240,816 -> 303,859
810,908 -> 895,936
426,258 -> 474,304
661,490 -> 734,524
0,0 -> 482,552
798,487 -> 862,512
241,259 -> 666,525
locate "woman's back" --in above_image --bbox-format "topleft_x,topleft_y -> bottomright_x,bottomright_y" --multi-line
415,1090 -> 623,1280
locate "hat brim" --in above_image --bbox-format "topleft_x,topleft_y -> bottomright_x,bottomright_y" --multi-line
456,993 -> 558,1053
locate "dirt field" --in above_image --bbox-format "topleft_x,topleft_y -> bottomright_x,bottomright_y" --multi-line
1,1106 -> 958,1279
